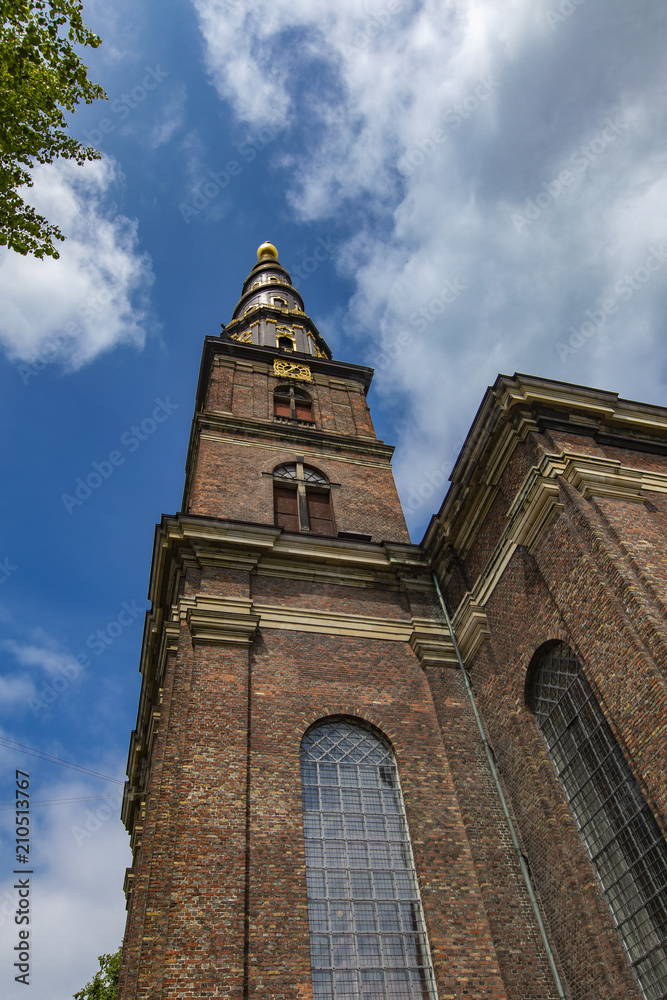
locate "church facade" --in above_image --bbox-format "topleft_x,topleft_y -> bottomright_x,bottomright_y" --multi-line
117,243 -> 667,1000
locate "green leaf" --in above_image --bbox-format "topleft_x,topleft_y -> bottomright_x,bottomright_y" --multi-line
73,946 -> 122,1000
0,0 -> 107,258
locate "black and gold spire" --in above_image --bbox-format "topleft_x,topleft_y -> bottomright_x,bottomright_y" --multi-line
223,241 -> 332,360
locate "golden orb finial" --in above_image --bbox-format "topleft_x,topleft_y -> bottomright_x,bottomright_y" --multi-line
257,241 -> 279,261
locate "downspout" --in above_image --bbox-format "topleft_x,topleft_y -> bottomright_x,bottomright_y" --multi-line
431,572 -> 567,1000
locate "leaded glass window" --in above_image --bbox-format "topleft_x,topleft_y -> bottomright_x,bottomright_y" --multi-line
274,462 -> 326,484
532,642 -> 667,1000
300,719 -> 437,1000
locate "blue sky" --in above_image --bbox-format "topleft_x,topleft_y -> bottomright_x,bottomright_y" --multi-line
0,0 -> 665,996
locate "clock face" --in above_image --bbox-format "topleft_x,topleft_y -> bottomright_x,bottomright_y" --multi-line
273,358 -> 312,382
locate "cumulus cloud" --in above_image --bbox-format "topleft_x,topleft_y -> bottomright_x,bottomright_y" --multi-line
192,0 -> 667,535
0,157 -> 153,370
0,776 -> 129,1000
1,639 -> 78,679
0,633 -> 85,717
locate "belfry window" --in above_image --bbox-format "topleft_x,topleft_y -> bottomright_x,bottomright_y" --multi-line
532,642 -> 667,1000
300,719 -> 437,1000
273,462 -> 334,535
274,385 -> 313,423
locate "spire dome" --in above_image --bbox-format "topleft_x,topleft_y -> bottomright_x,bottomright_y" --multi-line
223,241 -> 332,360
257,241 -> 279,261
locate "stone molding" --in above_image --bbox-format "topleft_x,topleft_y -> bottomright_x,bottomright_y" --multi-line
250,602 -> 413,641
183,595 -> 260,646
452,596 -> 492,665
140,517 -> 447,656
177,595 -> 454,649
437,451 -> 667,664
409,618 -> 458,669
147,516 -> 433,604
197,424 -> 394,463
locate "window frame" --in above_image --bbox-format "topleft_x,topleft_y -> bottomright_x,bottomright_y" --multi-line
300,717 -> 437,1000
272,462 -> 334,535
530,641 -> 667,1000
274,384 -> 314,424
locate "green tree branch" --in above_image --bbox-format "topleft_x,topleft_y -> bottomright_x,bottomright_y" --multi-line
73,945 -> 121,1000
0,0 -> 106,258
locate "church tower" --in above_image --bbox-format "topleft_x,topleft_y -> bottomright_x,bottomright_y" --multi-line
118,243 -> 656,1000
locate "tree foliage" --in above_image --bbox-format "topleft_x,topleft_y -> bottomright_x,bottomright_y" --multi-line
73,946 -> 122,1000
0,0 -> 106,258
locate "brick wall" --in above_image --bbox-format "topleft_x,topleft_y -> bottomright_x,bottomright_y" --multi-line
437,414 -> 667,999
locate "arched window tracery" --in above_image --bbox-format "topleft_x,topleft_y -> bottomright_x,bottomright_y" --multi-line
532,641 -> 667,1000
300,718 -> 436,1000
274,384 -> 313,422
272,462 -> 334,535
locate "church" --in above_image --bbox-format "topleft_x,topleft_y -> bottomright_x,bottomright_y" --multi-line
116,241 -> 667,1000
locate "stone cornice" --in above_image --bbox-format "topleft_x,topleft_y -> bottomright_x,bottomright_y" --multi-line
178,593 -> 416,643
184,596 -> 260,646
196,338 -> 374,409
140,515 -> 446,666
147,515 -> 432,607
424,372 -> 667,565
452,595 -> 492,665
434,450 -> 667,664
194,410 -> 395,460
409,618 -> 458,669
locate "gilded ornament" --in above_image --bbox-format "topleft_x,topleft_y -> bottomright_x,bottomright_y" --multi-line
273,359 -> 312,381
257,241 -> 279,260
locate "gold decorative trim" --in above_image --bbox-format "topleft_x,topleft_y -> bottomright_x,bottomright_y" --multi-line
273,358 -> 312,381
307,330 -> 328,359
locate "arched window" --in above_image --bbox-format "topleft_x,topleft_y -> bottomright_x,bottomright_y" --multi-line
301,719 -> 436,1000
274,385 -> 313,423
273,462 -> 334,536
532,642 -> 667,1000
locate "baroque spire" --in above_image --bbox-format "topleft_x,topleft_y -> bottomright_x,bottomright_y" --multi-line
223,241 -> 332,359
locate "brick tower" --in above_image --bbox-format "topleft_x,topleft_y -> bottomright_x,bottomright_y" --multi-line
118,244 -> 667,1000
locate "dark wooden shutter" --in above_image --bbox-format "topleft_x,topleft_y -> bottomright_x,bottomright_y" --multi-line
274,396 -> 291,418
274,486 -> 299,530
306,490 -> 334,536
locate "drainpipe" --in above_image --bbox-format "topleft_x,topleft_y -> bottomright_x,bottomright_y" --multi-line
431,572 -> 567,1000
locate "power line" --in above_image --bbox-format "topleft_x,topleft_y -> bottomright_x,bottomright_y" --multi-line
0,736 -> 125,785
0,793 -> 123,812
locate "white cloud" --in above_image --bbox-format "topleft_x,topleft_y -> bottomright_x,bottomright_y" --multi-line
0,675 -> 36,707
0,157 -> 153,370
0,776 -> 129,1000
149,84 -> 187,147
0,634 -> 84,716
192,0 -> 667,535
1,640 -> 78,679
